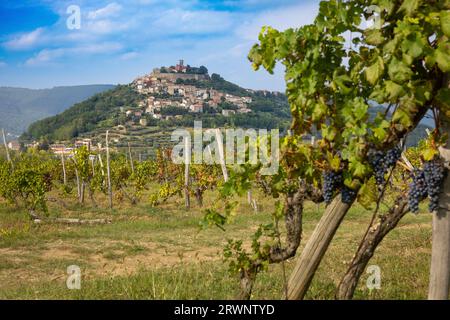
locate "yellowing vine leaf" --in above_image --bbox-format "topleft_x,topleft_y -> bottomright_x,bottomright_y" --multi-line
365,56 -> 385,85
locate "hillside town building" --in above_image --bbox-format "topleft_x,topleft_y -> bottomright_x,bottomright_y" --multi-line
131,60 -> 253,121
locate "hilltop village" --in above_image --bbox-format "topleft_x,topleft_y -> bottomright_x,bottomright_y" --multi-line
131,60 -> 253,121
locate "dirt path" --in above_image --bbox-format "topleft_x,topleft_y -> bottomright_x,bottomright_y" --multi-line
0,239 -> 221,290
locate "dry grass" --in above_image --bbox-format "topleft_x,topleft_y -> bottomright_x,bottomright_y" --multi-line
0,188 -> 433,300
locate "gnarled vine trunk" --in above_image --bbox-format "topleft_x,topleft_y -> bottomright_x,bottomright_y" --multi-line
195,188 -> 203,207
268,190 -> 304,263
336,197 -> 409,299
237,187 -> 304,300
237,269 -> 258,300
87,184 -> 97,207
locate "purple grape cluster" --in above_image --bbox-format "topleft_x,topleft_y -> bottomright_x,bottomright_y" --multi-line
323,171 -> 342,204
423,160 -> 446,212
322,170 -> 357,204
369,147 -> 402,189
408,170 -> 428,213
408,160 -> 446,213
342,185 -> 357,204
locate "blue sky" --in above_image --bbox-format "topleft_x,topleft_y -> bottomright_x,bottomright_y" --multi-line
0,0 -> 319,91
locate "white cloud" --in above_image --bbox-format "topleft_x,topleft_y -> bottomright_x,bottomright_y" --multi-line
120,51 -> 139,60
84,19 -> 131,35
201,3 -> 318,69
236,3 -> 318,41
26,42 -> 123,66
25,49 -> 64,65
153,9 -> 233,34
87,3 -> 122,20
3,28 -> 45,50
2,0 -> 320,91
75,42 -> 123,54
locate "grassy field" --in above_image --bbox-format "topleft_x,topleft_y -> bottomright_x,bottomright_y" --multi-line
0,187 -> 433,300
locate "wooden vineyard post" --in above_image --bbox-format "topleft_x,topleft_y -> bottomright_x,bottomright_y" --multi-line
215,129 -> 228,182
1,129 -> 12,168
247,190 -> 258,213
287,195 -> 351,299
72,159 -> 81,201
71,155 -> 85,205
106,130 -> 113,209
184,136 -> 191,210
98,154 -> 105,176
128,142 -> 135,174
90,156 -> 95,176
61,153 -> 67,185
429,204 -> 450,300
80,181 -> 85,204
207,145 -> 213,158
428,119 -> 450,300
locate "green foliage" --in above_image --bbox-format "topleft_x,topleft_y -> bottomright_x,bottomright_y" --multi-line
0,152 -> 56,214
23,85 -> 140,141
130,160 -> 157,200
248,0 -> 449,197
160,106 -> 189,116
210,0 -> 450,290
176,74 -> 250,97
74,146 -> 91,181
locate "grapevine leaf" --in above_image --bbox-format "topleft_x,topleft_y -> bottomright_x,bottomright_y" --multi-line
357,178 -> 377,209
372,119 -> 390,142
365,56 -> 385,85
398,0 -> 420,17
365,29 -> 384,46
436,88 -> 450,110
385,80 -> 406,101
422,146 -> 439,161
434,43 -> 450,72
327,152 -> 341,171
312,100 -> 327,121
333,73 -> 353,94
401,33 -> 425,58
353,99 -> 368,122
441,10 -> 450,37
348,158 -> 369,179
322,124 -> 337,142
392,107 -> 413,128
388,57 -> 413,83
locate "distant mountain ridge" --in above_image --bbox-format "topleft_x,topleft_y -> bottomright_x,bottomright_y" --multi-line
0,85 -> 116,137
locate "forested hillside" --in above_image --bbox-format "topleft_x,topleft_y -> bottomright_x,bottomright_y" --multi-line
22,76 -> 292,142
22,85 -> 135,141
0,85 -> 115,136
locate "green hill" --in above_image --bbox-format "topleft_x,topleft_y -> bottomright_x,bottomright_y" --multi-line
21,74 -> 430,149
0,85 -> 115,137
22,76 -> 291,143
22,85 -> 139,141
